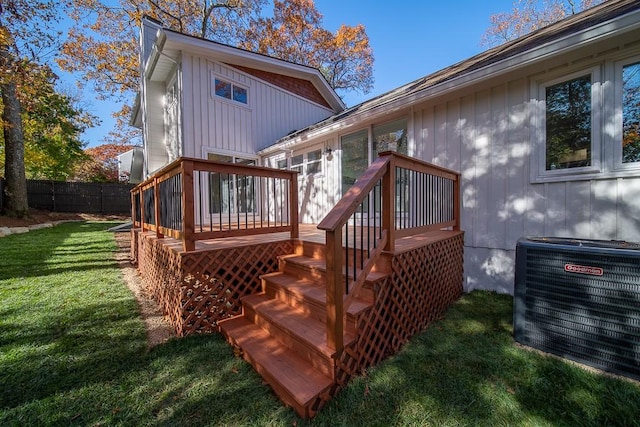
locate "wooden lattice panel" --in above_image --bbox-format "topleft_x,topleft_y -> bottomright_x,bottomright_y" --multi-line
181,240 -> 294,323
341,232 -> 464,378
136,232 -> 294,336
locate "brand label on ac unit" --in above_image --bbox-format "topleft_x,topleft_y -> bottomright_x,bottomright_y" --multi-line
564,263 -> 603,276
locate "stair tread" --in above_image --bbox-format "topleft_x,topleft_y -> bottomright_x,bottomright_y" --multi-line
243,293 -> 356,356
263,272 -> 372,316
219,316 -> 333,407
281,254 -> 388,282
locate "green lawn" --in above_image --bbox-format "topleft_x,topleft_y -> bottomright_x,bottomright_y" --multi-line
1,222 -> 639,426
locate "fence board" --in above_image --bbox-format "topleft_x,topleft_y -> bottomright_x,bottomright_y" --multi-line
1,179 -> 134,214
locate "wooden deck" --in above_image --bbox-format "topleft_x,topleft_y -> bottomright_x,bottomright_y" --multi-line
132,224 -> 464,418
131,152 -> 464,418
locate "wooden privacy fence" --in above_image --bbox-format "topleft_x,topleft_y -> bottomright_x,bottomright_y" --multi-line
317,151 -> 461,352
131,157 -> 299,251
0,179 -> 134,214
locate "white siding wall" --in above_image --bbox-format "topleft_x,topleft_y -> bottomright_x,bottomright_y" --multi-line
146,81 -> 168,174
181,55 -> 335,159
412,76 -> 640,294
281,45 -> 640,295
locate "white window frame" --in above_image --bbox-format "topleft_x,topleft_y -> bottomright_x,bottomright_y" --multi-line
531,66 -> 602,183
290,147 -> 324,177
211,74 -> 249,106
613,55 -> 640,173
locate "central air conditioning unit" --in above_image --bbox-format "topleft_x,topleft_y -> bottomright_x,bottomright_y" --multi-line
513,237 -> 640,381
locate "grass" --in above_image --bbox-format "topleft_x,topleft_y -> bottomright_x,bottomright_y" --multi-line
1,222 -> 639,426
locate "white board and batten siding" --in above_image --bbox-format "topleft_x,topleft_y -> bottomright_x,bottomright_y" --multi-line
412,76 -> 640,294
180,55 -> 335,159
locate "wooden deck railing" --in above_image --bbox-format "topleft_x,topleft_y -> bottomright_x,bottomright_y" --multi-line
317,151 -> 461,352
131,157 -> 299,251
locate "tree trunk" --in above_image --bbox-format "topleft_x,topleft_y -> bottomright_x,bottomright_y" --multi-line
1,44 -> 29,217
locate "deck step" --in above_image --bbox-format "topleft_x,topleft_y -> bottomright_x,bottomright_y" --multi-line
219,316 -> 332,418
242,292 -> 354,379
261,271 -> 372,328
279,254 -> 385,300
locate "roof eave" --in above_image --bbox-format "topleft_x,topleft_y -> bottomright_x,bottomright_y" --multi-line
259,6 -> 640,155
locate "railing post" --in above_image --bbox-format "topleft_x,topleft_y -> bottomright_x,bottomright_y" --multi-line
182,160 -> 195,252
140,187 -> 147,232
289,172 -> 299,239
381,154 -> 395,252
153,177 -> 163,239
326,229 -> 344,353
453,173 -> 461,231
131,190 -> 136,226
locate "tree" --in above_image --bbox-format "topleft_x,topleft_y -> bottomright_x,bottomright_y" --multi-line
481,0 -> 604,47
59,0 -> 374,143
241,0 -> 373,94
0,64 -> 95,181
0,0 -> 63,217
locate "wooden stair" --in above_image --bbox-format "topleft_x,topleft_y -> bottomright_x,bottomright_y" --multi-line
218,242 -> 381,418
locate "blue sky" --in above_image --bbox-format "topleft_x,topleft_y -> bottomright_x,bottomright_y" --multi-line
73,0 -> 516,147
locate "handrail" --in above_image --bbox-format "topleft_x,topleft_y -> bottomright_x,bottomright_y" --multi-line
320,151 -> 460,353
131,157 -> 299,251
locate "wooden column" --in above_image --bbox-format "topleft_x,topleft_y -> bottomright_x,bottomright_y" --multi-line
325,229 -> 344,352
182,160 -> 195,252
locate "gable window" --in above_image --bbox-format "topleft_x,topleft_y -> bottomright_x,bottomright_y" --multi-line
213,77 -> 248,104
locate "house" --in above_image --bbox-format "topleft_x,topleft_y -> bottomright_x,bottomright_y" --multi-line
134,0 -> 640,295
131,0 -> 640,417
257,0 -> 640,294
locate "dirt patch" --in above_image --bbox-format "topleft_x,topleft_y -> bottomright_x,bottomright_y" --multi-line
0,209 -> 129,227
113,232 -> 176,348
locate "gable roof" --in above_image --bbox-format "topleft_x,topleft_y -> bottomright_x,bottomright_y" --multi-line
143,23 -> 345,112
260,0 -> 640,153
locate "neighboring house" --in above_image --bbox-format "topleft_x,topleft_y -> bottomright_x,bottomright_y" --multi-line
134,0 -> 640,294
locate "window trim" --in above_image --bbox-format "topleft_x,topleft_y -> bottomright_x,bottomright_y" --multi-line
532,66 -> 602,183
613,55 -> 640,172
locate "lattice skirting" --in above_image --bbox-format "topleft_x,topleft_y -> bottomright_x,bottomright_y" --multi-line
338,232 -> 465,380
137,232 -> 294,336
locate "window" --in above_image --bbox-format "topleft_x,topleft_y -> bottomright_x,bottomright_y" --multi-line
289,149 -> 323,176
290,154 -> 303,174
341,130 -> 368,195
306,149 -> 322,175
533,56 -> 640,182
213,77 -> 248,104
622,61 -> 640,164
372,119 -> 408,157
276,158 -> 288,170
545,74 -> 592,170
